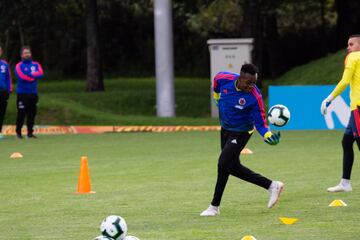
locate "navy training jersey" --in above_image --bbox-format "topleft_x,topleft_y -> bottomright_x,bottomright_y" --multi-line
213,71 -> 269,137
0,59 -> 12,92
15,59 -> 43,94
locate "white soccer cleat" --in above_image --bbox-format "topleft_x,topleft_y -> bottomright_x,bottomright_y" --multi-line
267,181 -> 284,208
327,184 -> 352,192
200,205 -> 220,217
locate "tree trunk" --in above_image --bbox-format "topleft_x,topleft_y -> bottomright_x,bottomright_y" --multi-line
241,0 -> 283,80
335,0 -> 360,48
85,0 -> 104,92
261,0 -> 282,78
241,0 -> 263,87
241,0 -> 259,38
13,2 -> 25,46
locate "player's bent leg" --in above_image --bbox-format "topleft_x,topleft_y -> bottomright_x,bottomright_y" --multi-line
267,181 -> 284,208
202,131 -> 252,216
200,204 -> 220,217
209,138 -> 243,207
230,163 -> 272,189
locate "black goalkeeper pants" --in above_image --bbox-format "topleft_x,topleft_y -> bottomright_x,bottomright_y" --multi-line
342,133 -> 360,180
211,128 -> 272,207
16,94 -> 38,136
0,90 -> 9,133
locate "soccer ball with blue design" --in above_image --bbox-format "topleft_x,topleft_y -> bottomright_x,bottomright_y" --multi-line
268,104 -> 290,127
100,215 -> 128,240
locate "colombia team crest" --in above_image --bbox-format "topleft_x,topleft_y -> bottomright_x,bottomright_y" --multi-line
238,98 -> 246,106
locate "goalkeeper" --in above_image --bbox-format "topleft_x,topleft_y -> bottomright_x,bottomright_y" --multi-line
200,63 -> 284,217
321,34 -> 360,192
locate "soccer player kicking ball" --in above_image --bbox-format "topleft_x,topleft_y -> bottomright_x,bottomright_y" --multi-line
200,63 -> 283,217
321,34 -> 360,192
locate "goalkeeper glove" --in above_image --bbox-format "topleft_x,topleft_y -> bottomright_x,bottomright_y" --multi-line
213,92 -> 220,106
264,131 -> 281,145
320,95 -> 334,115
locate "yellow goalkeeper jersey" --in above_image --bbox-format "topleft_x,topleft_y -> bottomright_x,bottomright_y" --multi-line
331,51 -> 360,110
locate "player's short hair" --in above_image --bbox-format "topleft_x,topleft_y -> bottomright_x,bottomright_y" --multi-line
240,63 -> 259,79
241,63 -> 258,75
20,45 -> 31,54
349,35 -> 360,44
349,34 -> 360,39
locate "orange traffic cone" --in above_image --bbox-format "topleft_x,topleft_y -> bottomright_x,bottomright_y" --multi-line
76,156 -> 95,194
241,148 -> 253,154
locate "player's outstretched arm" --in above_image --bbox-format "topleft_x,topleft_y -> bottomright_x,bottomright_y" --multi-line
321,54 -> 354,115
264,131 -> 281,145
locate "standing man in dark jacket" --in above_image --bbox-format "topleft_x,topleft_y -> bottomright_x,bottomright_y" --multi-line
0,46 -> 12,140
14,46 -> 43,139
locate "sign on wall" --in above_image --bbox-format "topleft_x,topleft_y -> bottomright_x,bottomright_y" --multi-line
268,85 -> 350,130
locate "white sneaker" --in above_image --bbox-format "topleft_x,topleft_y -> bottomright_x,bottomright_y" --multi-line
200,205 -> 220,216
267,181 -> 284,208
327,184 -> 352,192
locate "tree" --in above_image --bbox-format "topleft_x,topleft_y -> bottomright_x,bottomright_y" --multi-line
241,0 -> 263,85
85,0 -> 104,91
335,0 -> 360,47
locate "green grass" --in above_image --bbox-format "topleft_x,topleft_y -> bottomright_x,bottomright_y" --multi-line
268,50 -> 347,85
3,50 -> 349,125
4,77 -> 218,125
0,131 -> 359,239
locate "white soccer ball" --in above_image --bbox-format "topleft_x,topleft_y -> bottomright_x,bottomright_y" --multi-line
93,236 -> 114,240
124,236 -> 140,240
100,215 -> 128,240
268,104 -> 290,127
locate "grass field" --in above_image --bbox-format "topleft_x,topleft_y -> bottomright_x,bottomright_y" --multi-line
0,130 -> 359,239
2,49 -> 347,126
4,77 -> 217,126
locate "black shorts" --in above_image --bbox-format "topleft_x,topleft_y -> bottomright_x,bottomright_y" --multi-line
17,94 -> 38,110
220,127 -> 252,150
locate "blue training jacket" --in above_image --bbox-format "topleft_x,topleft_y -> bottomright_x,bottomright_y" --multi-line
0,59 -> 12,92
15,59 -> 43,94
213,71 -> 269,137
